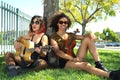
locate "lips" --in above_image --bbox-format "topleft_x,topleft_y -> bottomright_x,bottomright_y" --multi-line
61,25 -> 66,29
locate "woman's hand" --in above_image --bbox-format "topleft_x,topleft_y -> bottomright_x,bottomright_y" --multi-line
84,33 -> 97,40
34,46 -> 47,57
71,57 -> 81,62
14,41 -> 21,51
34,47 -> 41,53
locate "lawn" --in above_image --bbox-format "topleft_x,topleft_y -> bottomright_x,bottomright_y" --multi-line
0,49 -> 120,80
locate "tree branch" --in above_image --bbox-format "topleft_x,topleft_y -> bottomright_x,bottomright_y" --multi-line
67,10 -> 82,25
74,1 -> 83,20
83,1 -> 90,19
87,1 -> 102,22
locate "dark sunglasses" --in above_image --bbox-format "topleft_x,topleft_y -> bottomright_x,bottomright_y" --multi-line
58,21 -> 68,24
31,21 -> 40,25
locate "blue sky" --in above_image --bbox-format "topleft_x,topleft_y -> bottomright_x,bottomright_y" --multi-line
0,0 -> 44,16
0,0 -> 120,33
86,12 -> 120,33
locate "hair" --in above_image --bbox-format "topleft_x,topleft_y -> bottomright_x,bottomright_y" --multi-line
49,12 -> 71,32
28,15 -> 46,34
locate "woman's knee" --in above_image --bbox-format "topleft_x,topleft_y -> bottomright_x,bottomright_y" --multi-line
32,59 -> 48,71
5,52 -> 13,58
82,37 -> 95,45
82,37 -> 91,42
39,59 -> 48,66
82,62 -> 92,69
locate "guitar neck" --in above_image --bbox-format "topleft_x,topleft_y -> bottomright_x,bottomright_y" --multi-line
25,45 -> 53,53
25,48 -> 34,53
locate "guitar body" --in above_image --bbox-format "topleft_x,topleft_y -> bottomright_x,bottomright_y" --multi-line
15,39 -> 35,62
23,52 -> 33,62
15,44 -> 25,56
64,38 -> 76,56
16,38 -> 53,62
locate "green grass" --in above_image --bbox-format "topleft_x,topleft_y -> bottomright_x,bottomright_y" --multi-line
0,49 -> 120,80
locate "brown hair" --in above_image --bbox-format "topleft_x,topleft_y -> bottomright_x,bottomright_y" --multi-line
28,15 -> 46,34
49,12 -> 71,32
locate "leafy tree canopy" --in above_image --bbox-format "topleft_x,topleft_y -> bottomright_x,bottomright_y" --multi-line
59,0 -> 120,35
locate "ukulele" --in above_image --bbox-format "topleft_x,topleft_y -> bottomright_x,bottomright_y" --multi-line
15,38 -> 53,62
64,29 -> 79,56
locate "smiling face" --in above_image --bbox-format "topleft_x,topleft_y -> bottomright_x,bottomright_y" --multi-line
57,17 -> 68,31
28,15 -> 46,35
31,18 -> 41,33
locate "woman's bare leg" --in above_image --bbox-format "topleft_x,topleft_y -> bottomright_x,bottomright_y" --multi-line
32,59 -> 48,71
76,37 -> 100,61
65,61 -> 109,77
4,52 -> 21,77
76,37 -> 108,71
5,52 -> 22,66
65,61 -> 120,80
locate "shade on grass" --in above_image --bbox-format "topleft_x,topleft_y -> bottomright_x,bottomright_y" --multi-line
0,49 -> 120,80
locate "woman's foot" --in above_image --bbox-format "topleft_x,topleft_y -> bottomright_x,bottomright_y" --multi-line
109,70 -> 120,80
7,65 -> 19,77
95,61 -> 108,71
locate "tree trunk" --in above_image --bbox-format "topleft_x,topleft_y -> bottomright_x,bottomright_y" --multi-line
43,0 -> 59,35
81,24 -> 86,35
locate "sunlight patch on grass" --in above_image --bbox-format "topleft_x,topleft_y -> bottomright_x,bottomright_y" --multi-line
0,49 -> 120,80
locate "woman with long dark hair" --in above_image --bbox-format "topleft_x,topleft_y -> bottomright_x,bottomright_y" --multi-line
5,15 -> 49,77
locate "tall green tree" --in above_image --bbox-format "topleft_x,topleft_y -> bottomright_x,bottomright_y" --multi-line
103,28 -> 120,42
94,32 -> 105,41
59,0 -> 120,35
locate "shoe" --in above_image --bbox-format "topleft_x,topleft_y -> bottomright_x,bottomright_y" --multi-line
15,66 -> 21,70
7,65 -> 19,77
109,70 -> 120,80
95,61 -> 108,71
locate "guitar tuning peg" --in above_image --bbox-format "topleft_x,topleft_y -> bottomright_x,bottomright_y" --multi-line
76,28 -> 79,31
76,28 -> 80,33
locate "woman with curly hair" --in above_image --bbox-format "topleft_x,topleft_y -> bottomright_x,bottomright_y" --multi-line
50,12 -> 120,80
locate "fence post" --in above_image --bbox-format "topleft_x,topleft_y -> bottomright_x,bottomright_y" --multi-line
16,8 -> 19,38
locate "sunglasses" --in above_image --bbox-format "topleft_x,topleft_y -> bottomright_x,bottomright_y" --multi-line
58,21 -> 68,24
31,21 -> 40,25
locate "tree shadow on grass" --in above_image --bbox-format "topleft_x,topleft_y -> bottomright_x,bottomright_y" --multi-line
0,55 -> 8,79
0,55 -> 5,64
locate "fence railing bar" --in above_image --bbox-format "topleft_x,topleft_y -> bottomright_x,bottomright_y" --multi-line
0,1 -> 31,54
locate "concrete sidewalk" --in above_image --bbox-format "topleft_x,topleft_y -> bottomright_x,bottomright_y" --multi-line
98,46 -> 120,51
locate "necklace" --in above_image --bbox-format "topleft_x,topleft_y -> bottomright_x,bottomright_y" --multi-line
57,32 -> 66,36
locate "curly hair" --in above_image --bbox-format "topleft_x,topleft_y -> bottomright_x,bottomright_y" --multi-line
49,12 -> 71,32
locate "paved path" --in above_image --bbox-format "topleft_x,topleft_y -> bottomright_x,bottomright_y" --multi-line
98,46 -> 120,51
